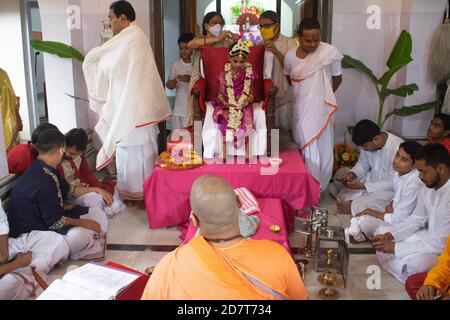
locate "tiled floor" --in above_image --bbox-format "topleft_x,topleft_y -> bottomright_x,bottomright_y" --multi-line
46,132 -> 409,299
47,188 -> 409,300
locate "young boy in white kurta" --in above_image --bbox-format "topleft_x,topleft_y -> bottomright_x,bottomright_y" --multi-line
345,141 -> 423,243
373,144 -> 450,283
329,119 -> 404,214
167,33 -> 195,131
0,201 -> 69,300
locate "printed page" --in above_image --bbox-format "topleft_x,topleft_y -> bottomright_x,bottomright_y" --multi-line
62,263 -> 140,298
37,279 -> 113,300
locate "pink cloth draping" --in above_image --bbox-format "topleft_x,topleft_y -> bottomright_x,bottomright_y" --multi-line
144,150 -> 320,229
182,198 -> 292,254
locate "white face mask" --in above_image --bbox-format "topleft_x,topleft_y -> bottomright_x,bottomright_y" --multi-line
208,24 -> 223,37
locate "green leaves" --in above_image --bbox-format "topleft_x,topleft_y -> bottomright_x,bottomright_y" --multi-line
378,30 -> 413,87
382,84 -> 419,98
30,40 -> 85,63
344,30 -> 437,129
383,101 -> 439,127
342,55 -> 379,89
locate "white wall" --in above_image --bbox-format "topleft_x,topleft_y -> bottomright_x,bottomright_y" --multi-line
0,0 -> 32,140
38,0 -> 81,133
400,0 -> 446,137
332,0 -> 447,144
164,0 -> 180,96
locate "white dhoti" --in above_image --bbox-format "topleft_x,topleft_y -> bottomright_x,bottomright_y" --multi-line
116,125 -> 159,195
0,231 -> 69,300
301,118 -> 334,191
344,194 -> 392,242
329,179 -> 394,205
375,232 -> 439,284
285,42 -> 343,193
345,216 -> 388,243
64,207 -> 108,261
74,191 -> 126,218
83,23 -> 171,172
202,102 -> 267,159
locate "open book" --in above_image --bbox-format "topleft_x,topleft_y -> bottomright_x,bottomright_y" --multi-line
38,263 -> 141,300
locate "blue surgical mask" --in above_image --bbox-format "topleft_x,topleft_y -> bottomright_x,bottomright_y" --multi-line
209,24 -> 223,37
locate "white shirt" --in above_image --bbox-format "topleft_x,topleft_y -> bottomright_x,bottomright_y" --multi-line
168,59 -> 193,116
0,200 -> 9,236
352,132 -> 404,193
384,170 -> 422,225
284,47 -> 343,79
392,178 -> 450,258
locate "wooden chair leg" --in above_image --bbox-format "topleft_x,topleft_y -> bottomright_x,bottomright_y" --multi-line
222,139 -> 227,161
246,136 -> 252,161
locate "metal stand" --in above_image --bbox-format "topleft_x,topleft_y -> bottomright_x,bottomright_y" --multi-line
298,232 -> 315,258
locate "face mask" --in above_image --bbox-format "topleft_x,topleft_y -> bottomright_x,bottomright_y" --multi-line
260,25 -> 277,41
209,24 -> 223,37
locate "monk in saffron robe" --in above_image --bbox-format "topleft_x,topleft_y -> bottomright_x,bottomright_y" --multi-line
141,175 -> 307,300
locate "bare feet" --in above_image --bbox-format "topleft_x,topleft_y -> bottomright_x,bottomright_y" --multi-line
337,201 -> 352,215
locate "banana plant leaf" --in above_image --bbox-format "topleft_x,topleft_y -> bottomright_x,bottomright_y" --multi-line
378,30 -> 413,87
381,83 -> 419,98
383,101 -> 439,126
30,40 -> 85,63
342,55 -> 379,88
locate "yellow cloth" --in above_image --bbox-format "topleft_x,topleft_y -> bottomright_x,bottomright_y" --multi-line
0,68 -> 19,153
141,236 -> 308,300
424,236 -> 450,294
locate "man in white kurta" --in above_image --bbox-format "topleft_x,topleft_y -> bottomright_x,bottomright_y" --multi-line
284,19 -> 343,191
346,168 -> 422,243
83,3 -> 171,202
345,141 -> 423,242
329,120 -> 404,214
373,144 -> 450,283
0,202 -> 69,300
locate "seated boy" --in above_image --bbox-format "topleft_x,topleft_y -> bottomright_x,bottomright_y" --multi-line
8,129 -> 108,261
427,113 -> 450,153
7,123 -> 58,176
345,141 -> 423,243
329,119 -> 404,214
58,129 -> 125,217
0,200 -> 69,300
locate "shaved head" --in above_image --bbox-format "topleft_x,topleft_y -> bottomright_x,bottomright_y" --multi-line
190,175 -> 239,237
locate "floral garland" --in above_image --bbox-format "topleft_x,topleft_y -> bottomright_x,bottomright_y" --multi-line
225,63 -> 253,131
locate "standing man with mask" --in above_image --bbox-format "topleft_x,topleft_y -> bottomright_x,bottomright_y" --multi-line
83,1 -> 172,207
258,11 -> 297,132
